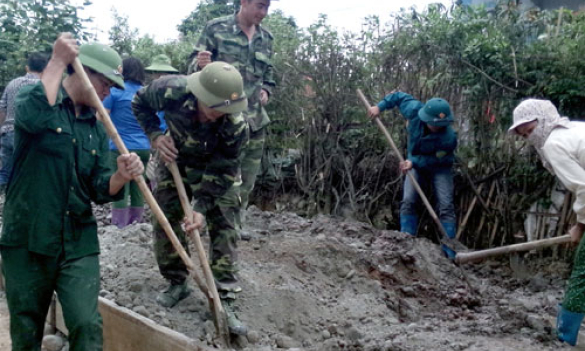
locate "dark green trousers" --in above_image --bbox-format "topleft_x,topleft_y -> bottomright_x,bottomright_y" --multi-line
563,236 -> 585,313
0,246 -> 102,351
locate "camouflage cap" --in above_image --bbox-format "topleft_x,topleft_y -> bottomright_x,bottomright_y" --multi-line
418,98 -> 454,127
187,61 -> 247,114
145,54 -> 179,73
78,43 -> 124,89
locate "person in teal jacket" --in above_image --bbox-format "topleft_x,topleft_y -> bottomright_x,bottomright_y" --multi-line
368,92 -> 458,242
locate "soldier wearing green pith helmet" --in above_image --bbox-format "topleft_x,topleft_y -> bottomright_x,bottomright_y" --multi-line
145,54 -> 179,82
132,61 -> 249,335
0,33 -> 144,350
188,0 -> 276,244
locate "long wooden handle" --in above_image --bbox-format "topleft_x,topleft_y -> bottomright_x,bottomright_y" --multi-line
356,89 -> 449,241
455,234 -> 571,264
166,162 -> 230,342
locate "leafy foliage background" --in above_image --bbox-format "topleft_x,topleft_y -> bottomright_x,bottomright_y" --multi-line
2,0 -> 584,249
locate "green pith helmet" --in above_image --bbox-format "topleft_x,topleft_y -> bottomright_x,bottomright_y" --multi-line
418,98 -> 454,127
145,54 -> 179,73
187,61 -> 247,114
78,43 -> 124,89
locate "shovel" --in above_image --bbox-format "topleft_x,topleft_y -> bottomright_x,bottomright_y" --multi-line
356,89 -> 467,258
455,234 -> 571,264
72,58 -> 231,348
166,162 -> 230,339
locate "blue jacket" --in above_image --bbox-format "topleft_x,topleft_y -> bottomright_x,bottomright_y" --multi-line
377,92 -> 457,170
103,80 -> 150,150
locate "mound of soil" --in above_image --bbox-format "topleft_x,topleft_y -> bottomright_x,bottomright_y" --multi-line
96,205 -> 574,350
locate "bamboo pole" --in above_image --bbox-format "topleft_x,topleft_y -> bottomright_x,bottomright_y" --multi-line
456,183 -> 485,240
72,59 -> 230,348
475,180 -> 496,248
488,199 -> 500,247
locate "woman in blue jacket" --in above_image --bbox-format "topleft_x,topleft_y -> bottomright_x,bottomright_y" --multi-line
103,57 -> 150,227
368,92 -> 458,241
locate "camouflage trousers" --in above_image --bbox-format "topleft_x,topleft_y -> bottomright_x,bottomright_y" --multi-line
152,163 -> 239,285
217,128 -> 265,228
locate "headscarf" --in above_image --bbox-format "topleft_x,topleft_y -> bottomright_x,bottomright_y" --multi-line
511,99 -> 573,172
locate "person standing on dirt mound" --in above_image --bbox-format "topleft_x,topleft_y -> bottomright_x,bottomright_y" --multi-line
368,92 -> 458,254
188,0 -> 276,242
509,99 -> 585,346
132,61 -> 249,335
0,33 -> 144,351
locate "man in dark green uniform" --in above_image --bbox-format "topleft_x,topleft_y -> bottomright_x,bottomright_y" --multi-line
188,0 -> 276,241
132,61 -> 249,335
0,33 -> 144,351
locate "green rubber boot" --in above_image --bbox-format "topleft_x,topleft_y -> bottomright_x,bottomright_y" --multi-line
156,282 -> 191,308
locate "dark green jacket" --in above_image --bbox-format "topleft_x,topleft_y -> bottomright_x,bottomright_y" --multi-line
189,14 -> 276,132
0,82 -> 122,259
132,75 -> 248,214
377,92 -> 457,170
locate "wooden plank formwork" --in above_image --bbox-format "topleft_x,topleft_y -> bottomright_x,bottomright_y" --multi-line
50,297 -> 219,351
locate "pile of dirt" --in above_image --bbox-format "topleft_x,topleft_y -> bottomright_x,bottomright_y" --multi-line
0,203 -> 577,350
96,205 -> 573,350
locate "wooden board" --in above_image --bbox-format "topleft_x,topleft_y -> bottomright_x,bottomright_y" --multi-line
52,297 -> 218,351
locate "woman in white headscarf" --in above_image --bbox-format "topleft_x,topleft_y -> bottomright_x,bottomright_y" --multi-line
509,98 -> 585,346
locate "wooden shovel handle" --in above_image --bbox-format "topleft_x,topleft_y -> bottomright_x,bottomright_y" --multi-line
455,234 -> 572,264
166,162 -> 230,342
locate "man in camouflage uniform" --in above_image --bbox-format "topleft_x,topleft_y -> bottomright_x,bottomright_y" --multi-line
132,61 -> 249,335
188,0 -> 276,241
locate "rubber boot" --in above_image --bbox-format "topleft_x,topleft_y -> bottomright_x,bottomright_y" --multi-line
111,208 -> 130,228
128,207 -> 145,224
440,221 -> 457,259
557,304 -> 585,346
441,222 -> 456,239
156,282 -> 191,308
400,215 -> 419,236
222,298 -> 248,336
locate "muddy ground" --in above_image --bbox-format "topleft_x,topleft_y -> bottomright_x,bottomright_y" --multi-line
0,203 -> 583,350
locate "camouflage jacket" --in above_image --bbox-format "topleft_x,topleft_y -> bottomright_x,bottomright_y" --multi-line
189,14 -> 276,132
132,75 -> 248,213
